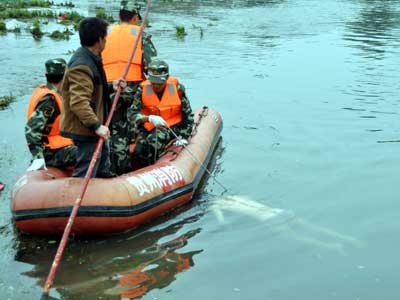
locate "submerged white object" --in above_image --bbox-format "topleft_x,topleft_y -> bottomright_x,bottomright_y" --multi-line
210,195 -> 289,223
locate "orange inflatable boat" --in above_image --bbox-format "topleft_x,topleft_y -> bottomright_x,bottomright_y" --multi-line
11,107 -> 222,236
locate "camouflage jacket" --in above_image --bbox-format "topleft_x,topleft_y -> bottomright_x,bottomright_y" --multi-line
142,32 -> 157,72
25,83 -> 60,159
127,82 -> 194,139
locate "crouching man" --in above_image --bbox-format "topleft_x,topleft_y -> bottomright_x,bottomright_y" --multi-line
127,58 -> 194,167
25,58 -> 76,171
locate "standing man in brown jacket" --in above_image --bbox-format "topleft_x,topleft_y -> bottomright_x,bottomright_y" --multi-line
60,17 -> 113,178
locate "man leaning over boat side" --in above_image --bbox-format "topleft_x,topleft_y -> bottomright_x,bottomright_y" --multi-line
127,58 -> 194,167
25,58 -> 77,172
60,17 -> 114,178
102,0 -> 158,176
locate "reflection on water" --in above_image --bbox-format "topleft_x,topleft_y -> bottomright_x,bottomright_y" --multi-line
106,229 -> 201,299
148,0 -> 285,10
341,0 -> 400,128
344,0 -> 400,59
16,214 -> 203,300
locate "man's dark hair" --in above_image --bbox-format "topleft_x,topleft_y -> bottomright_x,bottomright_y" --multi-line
46,74 -> 64,84
79,17 -> 108,47
119,9 -> 137,22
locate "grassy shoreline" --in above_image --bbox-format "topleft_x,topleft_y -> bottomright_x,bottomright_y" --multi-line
0,95 -> 16,110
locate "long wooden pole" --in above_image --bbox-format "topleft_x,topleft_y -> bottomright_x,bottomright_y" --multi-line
41,2 -> 151,299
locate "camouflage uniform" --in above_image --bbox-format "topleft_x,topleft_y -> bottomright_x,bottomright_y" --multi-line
109,3 -> 157,175
109,82 -> 140,175
25,83 -> 77,169
127,65 -> 194,167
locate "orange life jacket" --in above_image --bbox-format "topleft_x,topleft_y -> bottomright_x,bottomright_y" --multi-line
141,77 -> 182,131
27,84 -> 73,149
102,24 -> 143,82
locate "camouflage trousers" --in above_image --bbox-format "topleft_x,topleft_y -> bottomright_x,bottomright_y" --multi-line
43,145 -> 77,169
133,126 -> 177,167
109,121 -> 132,176
109,84 -> 138,175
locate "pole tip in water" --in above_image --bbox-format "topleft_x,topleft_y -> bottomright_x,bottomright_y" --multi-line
40,293 -> 49,300
41,293 -> 60,300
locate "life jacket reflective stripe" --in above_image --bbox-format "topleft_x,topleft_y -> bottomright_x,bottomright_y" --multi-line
141,77 -> 182,131
27,84 -> 73,149
102,24 -> 143,82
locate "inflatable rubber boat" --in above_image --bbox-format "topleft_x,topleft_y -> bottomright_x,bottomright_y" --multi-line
11,107 -> 222,235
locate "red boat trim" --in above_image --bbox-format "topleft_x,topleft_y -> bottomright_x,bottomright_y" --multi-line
13,124 -> 222,221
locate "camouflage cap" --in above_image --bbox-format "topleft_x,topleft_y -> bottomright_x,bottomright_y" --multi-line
120,0 -> 139,14
148,58 -> 169,84
45,58 -> 67,75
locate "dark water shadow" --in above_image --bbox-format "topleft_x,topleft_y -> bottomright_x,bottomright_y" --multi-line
15,213 -> 203,300
343,0 -> 400,60
341,0 -> 400,115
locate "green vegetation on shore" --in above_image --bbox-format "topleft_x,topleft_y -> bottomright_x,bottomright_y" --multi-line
0,21 -> 21,34
58,1 -> 74,8
0,21 -> 6,33
0,95 -> 16,110
175,25 -> 187,39
29,18 -> 44,39
57,11 -> 85,30
0,0 -> 53,10
0,1 -> 116,40
48,27 -> 73,40
0,0 -> 84,34
0,8 -> 55,20
95,7 -> 114,23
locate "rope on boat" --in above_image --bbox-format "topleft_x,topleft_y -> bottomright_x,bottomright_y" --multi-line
166,125 -> 228,193
163,106 -> 209,159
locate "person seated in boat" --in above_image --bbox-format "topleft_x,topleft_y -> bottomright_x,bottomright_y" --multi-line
127,58 -> 194,167
60,17 -> 114,178
102,0 -> 157,176
25,58 -> 77,172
